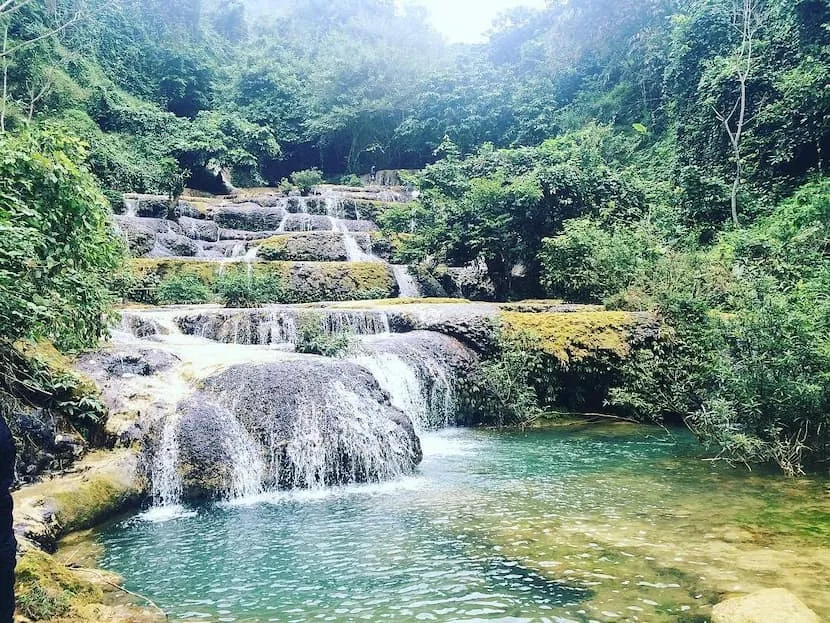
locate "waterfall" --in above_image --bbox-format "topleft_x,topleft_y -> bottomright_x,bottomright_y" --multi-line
151,417 -> 184,507
280,383 -> 415,488
172,309 -> 390,346
217,404 -> 265,499
352,333 -> 472,430
324,189 -> 379,262
124,196 -> 139,217
391,265 -> 421,298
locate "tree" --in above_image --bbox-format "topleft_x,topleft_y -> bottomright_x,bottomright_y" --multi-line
714,0 -> 766,226
0,0 -> 84,131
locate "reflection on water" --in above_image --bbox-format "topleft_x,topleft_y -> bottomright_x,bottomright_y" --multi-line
90,425 -> 830,622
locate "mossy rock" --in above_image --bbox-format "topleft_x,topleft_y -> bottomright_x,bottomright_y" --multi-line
15,549 -> 164,623
15,549 -> 103,621
128,259 -> 397,303
254,232 -> 353,262
14,450 -> 144,549
500,310 -> 657,364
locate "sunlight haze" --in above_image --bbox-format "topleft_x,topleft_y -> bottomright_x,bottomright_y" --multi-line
406,0 -> 547,43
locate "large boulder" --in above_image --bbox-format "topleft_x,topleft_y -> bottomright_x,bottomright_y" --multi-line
279,213 -> 335,232
255,232 -> 353,262
113,216 -> 177,257
213,202 -> 287,230
179,215 -> 219,242
711,589 -> 820,623
123,194 -> 169,218
171,360 -> 422,500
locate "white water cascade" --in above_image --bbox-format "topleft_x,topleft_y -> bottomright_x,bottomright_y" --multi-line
391,265 -> 421,298
151,417 -> 184,508
352,334 -> 465,430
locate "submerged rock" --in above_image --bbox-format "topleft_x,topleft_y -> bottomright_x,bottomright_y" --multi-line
711,588 -> 820,623
166,360 -> 422,500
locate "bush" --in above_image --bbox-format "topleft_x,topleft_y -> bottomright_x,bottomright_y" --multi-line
476,327 -> 545,427
215,272 -> 284,307
295,314 -> 353,357
539,217 -> 660,303
156,275 -> 213,305
0,129 -> 123,351
289,168 -> 323,195
339,174 -> 363,187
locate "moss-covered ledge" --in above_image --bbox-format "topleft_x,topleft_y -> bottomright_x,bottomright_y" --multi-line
13,449 -> 145,552
127,258 -> 398,303
500,310 -> 659,365
12,450 -> 153,622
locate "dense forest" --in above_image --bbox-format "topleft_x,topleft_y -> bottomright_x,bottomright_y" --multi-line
1,0 -> 828,474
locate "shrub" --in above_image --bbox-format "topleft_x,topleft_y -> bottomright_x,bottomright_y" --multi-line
289,168 -> 323,195
215,272 -> 284,307
295,314 -> 353,357
156,275 -> 212,305
0,129 -> 123,351
476,327 -> 545,427
539,217 -> 660,303
339,174 -> 363,187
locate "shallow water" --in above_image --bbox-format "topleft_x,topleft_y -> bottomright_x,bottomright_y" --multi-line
91,426 -> 830,622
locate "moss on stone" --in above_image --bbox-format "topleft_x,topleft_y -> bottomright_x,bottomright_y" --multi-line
15,550 -> 103,621
14,450 -> 144,548
253,232 -> 350,262
15,549 -> 163,623
500,311 -> 643,363
128,259 -> 396,303
328,297 -> 472,308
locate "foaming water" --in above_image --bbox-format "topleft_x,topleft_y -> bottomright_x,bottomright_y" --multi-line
91,426 -> 830,622
136,505 -> 198,524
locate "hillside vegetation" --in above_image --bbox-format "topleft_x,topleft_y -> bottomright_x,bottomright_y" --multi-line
0,0 -> 827,473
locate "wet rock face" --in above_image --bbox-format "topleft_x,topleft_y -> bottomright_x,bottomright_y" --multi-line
179,216 -> 219,242
255,232 -> 351,262
78,348 -> 179,378
213,203 -> 287,231
172,360 -> 422,500
279,213 -> 334,232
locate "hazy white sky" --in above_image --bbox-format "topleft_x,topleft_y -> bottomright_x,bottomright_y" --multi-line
406,0 -> 547,43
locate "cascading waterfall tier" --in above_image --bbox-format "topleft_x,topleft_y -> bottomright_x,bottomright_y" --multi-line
160,360 -> 421,501
352,331 -> 478,430
170,308 -> 391,346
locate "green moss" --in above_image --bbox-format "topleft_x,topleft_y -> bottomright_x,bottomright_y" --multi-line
329,297 -> 471,308
127,259 -> 397,304
500,311 -> 643,363
15,550 -> 103,622
52,476 -> 141,533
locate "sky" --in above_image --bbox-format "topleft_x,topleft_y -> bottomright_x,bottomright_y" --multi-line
405,0 -> 547,44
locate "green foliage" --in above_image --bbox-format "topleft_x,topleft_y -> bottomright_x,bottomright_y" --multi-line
607,179 -> 830,474
295,314 -> 353,358
539,218 -> 661,303
478,328 -> 545,427
156,275 -> 212,305
16,584 -> 72,620
0,129 -> 123,351
215,272 -> 284,308
289,169 -> 323,195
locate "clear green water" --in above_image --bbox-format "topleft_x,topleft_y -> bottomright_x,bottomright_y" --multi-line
91,425 -> 830,622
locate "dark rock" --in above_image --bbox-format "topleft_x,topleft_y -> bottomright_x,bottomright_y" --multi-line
279,214 -> 334,232
179,216 -> 219,242
213,203 -> 287,231
172,360 -> 422,499
155,232 -> 200,257
255,232 -> 350,262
